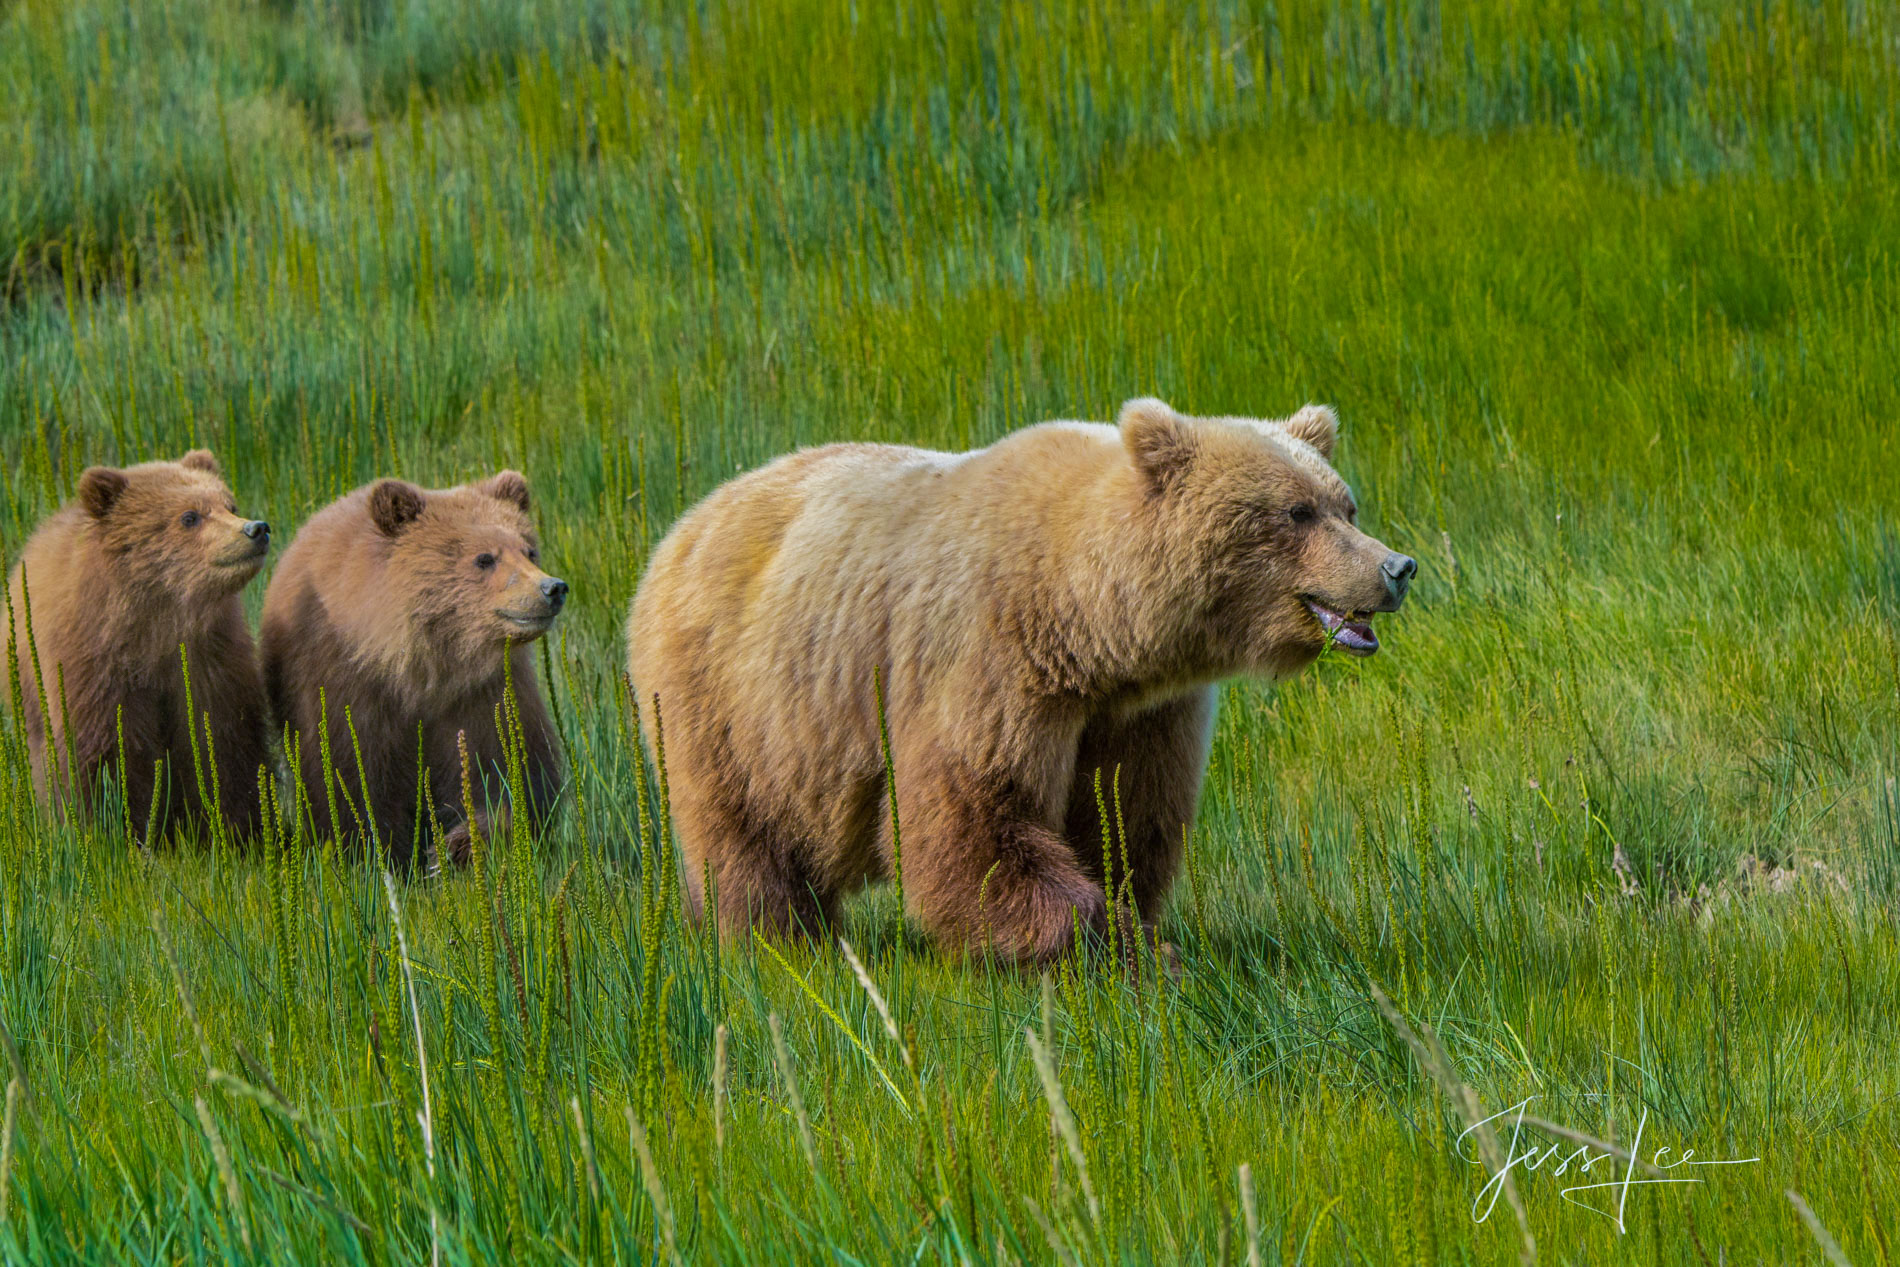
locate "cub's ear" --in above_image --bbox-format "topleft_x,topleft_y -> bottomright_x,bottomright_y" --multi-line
481,470 -> 531,514
78,467 -> 130,519
1283,404 -> 1338,461
178,450 -> 222,476
1119,397 -> 1196,492
368,480 -> 427,537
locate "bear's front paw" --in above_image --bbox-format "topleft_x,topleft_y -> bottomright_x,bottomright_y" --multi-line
441,821 -> 473,869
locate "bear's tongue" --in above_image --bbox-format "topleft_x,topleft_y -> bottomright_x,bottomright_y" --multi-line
1305,601 -> 1379,657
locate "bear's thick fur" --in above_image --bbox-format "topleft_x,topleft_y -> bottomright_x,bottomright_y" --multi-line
260,471 -> 567,869
6,451 -> 272,840
627,399 -> 1415,961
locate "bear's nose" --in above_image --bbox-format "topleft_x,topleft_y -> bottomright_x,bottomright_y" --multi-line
540,577 -> 569,611
1382,552 -> 1417,604
243,519 -> 270,541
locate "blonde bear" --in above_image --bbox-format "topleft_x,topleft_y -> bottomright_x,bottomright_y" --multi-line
628,399 -> 1415,962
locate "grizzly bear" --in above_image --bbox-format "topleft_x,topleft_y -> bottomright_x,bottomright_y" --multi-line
260,472 -> 568,870
5,451 -> 272,841
627,398 -> 1416,962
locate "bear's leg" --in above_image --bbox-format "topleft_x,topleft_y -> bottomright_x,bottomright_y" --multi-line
667,780 -> 839,942
285,723 -> 345,848
173,639 -> 269,845
901,756 -> 1105,964
203,711 -> 267,846
512,671 -> 565,832
95,689 -> 171,839
319,715 -> 419,868
1064,687 -> 1217,927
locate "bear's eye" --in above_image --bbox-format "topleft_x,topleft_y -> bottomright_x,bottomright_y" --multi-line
1288,504 -> 1316,525
526,547 -> 539,564
475,553 -> 496,571
180,510 -> 202,529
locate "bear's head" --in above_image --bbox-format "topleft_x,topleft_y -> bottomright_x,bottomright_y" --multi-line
77,450 -> 271,605
365,470 -> 568,668
1119,398 -> 1416,678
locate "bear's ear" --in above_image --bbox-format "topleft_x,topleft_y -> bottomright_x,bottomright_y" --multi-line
1119,398 -> 1196,492
78,467 -> 130,519
178,449 -> 222,476
481,470 -> 531,514
1282,404 -> 1338,461
369,480 -> 427,537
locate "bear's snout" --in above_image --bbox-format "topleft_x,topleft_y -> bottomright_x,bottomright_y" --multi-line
1380,551 -> 1416,609
214,515 -> 273,572
539,576 -> 569,612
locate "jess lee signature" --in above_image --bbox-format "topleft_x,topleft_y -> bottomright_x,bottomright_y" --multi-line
1459,1098 -> 1760,1232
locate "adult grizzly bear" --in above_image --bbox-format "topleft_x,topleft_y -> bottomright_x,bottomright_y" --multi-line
6,451 -> 272,841
627,398 -> 1416,962
260,472 -> 567,869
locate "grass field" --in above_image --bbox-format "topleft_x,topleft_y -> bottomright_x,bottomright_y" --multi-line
3,0 -> 1899,1261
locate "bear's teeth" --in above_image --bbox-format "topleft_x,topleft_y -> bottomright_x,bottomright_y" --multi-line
1304,599 -> 1346,631
1306,599 -> 1377,654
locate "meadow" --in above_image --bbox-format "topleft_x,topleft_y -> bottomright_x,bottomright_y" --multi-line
2,0 -> 1898,1261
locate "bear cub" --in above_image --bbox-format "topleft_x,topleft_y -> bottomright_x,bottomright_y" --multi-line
6,450 -> 272,840
261,471 -> 567,869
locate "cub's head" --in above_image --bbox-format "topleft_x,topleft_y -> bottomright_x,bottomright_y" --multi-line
78,450 -> 270,604
366,470 -> 568,661
1120,398 -> 1415,677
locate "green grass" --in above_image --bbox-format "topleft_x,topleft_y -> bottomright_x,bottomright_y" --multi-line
2,0 -> 1898,1261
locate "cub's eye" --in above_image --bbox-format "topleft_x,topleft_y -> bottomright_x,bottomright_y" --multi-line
526,548 -> 539,564
1289,505 -> 1316,525
180,510 -> 202,529
475,553 -> 496,571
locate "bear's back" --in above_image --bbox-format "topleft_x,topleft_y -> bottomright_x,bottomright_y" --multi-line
629,422 -> 1127,728
9,505 -> 94,622
258,485 -> 411,722
640,423 -> 1119,600
7,507 -> 104,708
261,487 -> 384,634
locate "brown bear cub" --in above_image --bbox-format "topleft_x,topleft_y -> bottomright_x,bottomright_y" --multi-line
628,399 -> 1416,963
260,471 -> 567,870
6,451 -> 272,841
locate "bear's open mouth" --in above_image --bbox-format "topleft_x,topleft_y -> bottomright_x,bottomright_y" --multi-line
1303,599 -> 1378,656
498,609 -> 556,631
